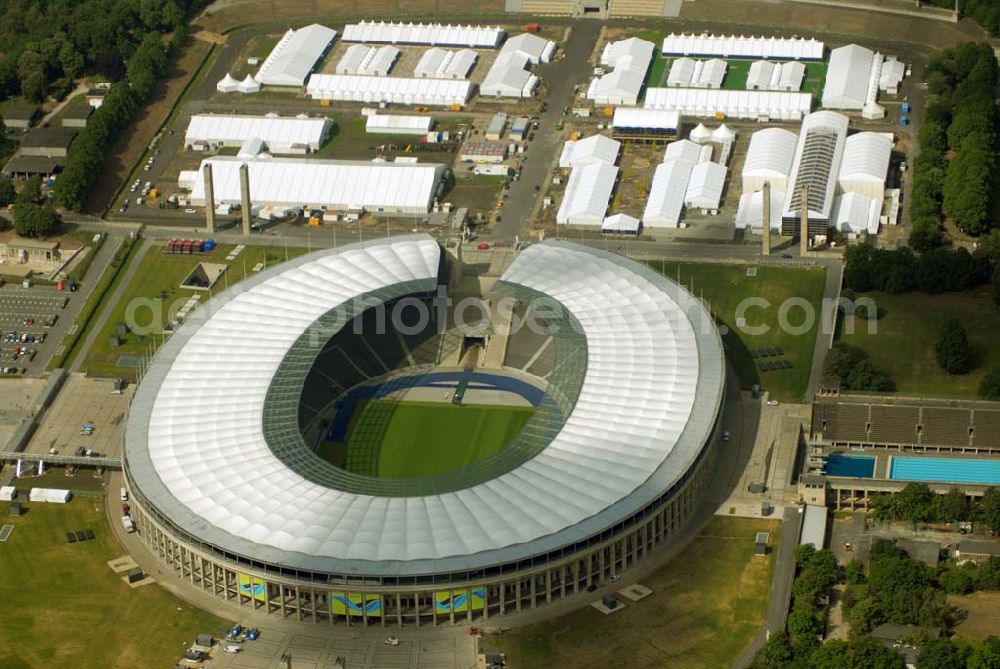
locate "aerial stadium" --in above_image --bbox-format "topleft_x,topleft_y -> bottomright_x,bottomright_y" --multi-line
123,235 -> 727,626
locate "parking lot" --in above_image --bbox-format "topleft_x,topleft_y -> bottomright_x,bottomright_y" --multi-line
0,290 -> 68,376
24,373 -> 132,459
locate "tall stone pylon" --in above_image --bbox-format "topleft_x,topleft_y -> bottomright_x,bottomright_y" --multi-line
761,181 -> 771,255
240,163 -> 252,236
799,184 -> 809,256
203,163 -> 215,235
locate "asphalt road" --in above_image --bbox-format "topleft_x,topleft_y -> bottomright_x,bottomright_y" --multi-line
491,22 -> 602,241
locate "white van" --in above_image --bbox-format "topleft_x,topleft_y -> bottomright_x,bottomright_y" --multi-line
120,488 -> 128,501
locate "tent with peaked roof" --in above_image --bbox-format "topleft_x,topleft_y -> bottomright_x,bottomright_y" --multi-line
217,73 -> 239,93
237,75 -> 261,94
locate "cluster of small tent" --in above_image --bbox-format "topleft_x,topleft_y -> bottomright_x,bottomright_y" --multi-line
216,73 -> 261,94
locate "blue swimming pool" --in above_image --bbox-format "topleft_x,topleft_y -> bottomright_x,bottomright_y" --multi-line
823,454 -> 876,478
889,457 -> 1000,485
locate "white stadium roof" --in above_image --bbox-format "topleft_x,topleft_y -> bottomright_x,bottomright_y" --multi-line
558,134 -> 621,168
255,24 -> 337,87
189,156 -> 444,213
124,236 -> 724,573
611,107 -> 679,131
306,74 -> 472,106
662,33 -> 824,61
643,159 -> 694,228
184,114 -> 332,152
342,21 -> 505,48
742,127 -> 798,193
644,87 -> 812,121
587,37 -> 655,106
556,161 -> 619,226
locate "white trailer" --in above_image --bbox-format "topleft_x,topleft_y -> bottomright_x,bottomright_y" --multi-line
121,515 -> 136,533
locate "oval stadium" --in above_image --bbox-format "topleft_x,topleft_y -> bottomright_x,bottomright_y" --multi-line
123,235 -> 727,626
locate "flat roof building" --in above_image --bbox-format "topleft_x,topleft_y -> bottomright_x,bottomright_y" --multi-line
3,102 -> 36,129
306,75 -> 473,107
19,127 -> 78,157
184,114 -> 333,153
60,104 -> 94,128
611,108 -> 679,141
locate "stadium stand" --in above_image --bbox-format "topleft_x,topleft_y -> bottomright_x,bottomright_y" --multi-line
920,407 -> 973,448
502,302 -> 556,373
869,405 -> 920,444
973,410 -> 1000,449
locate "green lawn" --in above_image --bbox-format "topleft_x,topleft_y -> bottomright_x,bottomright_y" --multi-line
655,262 -> 827,402
485,516 -> 780,669
642,56 -> 826,100
340,400 -> 534,479
80,242 -> 307,378
0,501 -> 227,669
838,288 -> 1000,397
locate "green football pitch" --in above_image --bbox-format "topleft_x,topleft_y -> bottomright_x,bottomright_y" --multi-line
338,400 -> 534,479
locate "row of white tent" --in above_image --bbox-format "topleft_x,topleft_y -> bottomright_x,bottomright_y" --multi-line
556,135 -> 621,226
365,113 -> 434,135
662,33 -> 824,61
335,44 -> 400,77
413,48 -> 478,80
217,73 -> 261,94
644,87 -> 812,121
481,33 -> 555,98
643,139 -> 727,228
746,61 -> 805,92
342,21 -> 505,48
587,37 -> 655,107
306,74 -> 473,106
822,44 -> 905,119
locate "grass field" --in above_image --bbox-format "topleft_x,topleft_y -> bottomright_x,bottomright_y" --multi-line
0,501 -> 226,669
949,592 -> 1000,642
838,288 -> 1000,398
485,516 -> 779,669
79,242 -> 307,378
641,55 -> 826,101
654,261 -> 827,402
338,400 -> 533,478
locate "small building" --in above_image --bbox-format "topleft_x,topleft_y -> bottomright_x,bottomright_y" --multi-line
4,238 -> 61,262
3,155 -> 62,180
956,540 -> 1000,565
195,634 -> 214,649
126,567 -> 145,583
61,104 -> 93,128
871,623 -> 940,668
3,102 -> 36,129
799,503 -> 828,549
485,113 -> 508,141
511,115 -> 530,140
19,127 -> 78,158
459,141 -> 506,164
85,88 -> 108,108
754,531 -> 770,556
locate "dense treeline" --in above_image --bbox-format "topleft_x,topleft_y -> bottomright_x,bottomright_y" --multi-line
0,0 -> 195,102
871,483 -> 1000,534
911,43 -> 998,247
824,342 -> 894,392
53,31 -> 180,210
843,243 -> 1000,295
926,0 -> 1000,36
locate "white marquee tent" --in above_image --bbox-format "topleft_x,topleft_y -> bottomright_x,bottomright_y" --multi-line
587,37 -> 655,106
556,161 -> 619,226
643,159 -> 694,228
667,58 -> 727,89
742,127 -> 798,193
184,114 -> 332,153
601,213 -> 641,234
481,33 -> 555,98
237,74 -> 260,94
685,161 -> 726,211
365,113 -> 434,135
413,48 -> 478,79
644,88 -> 812,121
781,111 -> 849,221
831,192 -> 881,235
822,44 -> 876,110
190,156 -> 444,214
558,134 -> 621,168
255,24 -> 338,87
735,187 -> 784,232
746,61 -> 805,91
306,74 -> 473,106
838,132 -> 892,199
342,21 -> 505,48
664,139 -> 709,164
662,33 -> 824,61
216,73 -> 239,93
336,45 -> 400,76
611,108 -> 680,133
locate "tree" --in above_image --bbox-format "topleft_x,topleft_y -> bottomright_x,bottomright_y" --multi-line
897,483 -> 936,524
992,265 -> 1000,309
16,175 -> 42,204
981,368 -> 1000,401
11,203 -> 60,238
935,318 -> 971,375
787,607 -> 821,650
0,177 -> 16,206
918,637 -> 971,669
58,41 -> 84,81
809,637 -> 906,669
938,564 -> 977,594
16,50 -> 47,102
846,595 -> 880,635
936,487 -> 971,522
845,559 -> 866,585
977,488 -> 1000,535
968,636 -> 1000,669
749,630 -> 794,669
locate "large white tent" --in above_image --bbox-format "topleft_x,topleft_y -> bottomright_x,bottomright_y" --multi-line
643,159 -> 694,228
556,161 -> 619,226
822,44 -> 876,110
742,127 -> 798,193
602,213 -> 641,234
644,88 -> 812,121
255,24 -> 338,87
306,74 -> 473,106
664,139 -> 708,164
335,45 -> 400,76
365,113 -> 434,135
838,132 -> 892,199
831,192 -> 881,235
611,108 -> 680,134
558,134 -> 621,168
190,156 -> 444,214
587,37 -> 655,106
184,114 -> 332,153
481,33 -> 555,98
746,61 -> 805,91
685,161 -> 727,211
667,58 -> 727,89
735,187 -> 784,232
413,47 -> 478,79
662,33 -> 824,61
781,111 -> 849,223
342,21 -> 505,48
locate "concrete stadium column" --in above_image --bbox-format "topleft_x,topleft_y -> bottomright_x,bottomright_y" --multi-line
202,163 -> 216,235
761,181 -> 771,256
799,184 -> 810,256
240,163 -> 252,236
